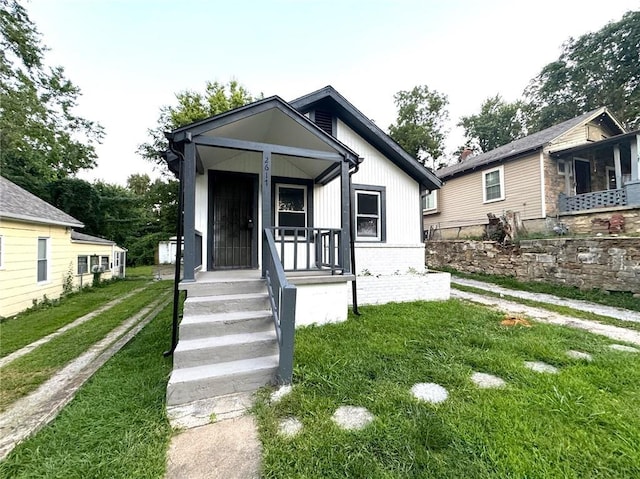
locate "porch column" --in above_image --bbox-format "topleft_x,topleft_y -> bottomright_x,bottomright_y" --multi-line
182,141 -> 196,282
613,145 -> 622,188
631,133 -> 640,182
261,149 -> 272,277
340,159 -> 352,274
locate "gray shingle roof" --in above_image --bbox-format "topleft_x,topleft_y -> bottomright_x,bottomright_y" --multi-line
0,176 -> 84,228
70,230 -> 114,244
437,107 -> 608,179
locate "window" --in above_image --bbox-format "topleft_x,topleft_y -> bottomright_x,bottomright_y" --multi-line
276,184 -> 307,236
557,159 -> 565,175
90,255 -> 100,272
77,256 -> 88,274
101,256 -> 110,271
422,190 -> 437,212
0,235 -> 3,269
483,166 -> 505,203
37,238 -> 48,282
354,185 -> 386,242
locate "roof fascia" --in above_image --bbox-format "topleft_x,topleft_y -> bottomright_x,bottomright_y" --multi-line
0,213 -> 83,228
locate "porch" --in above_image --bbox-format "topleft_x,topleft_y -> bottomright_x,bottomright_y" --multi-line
553,130 -> 640,213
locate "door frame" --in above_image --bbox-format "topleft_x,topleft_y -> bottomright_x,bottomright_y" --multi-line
573,157 -> 591,195
207,170 -> 259,270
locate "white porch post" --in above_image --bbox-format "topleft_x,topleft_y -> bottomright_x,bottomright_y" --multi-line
613,145 -> 622,189
261,149 -> 272,278
631,133 -> 640,182
340,159 -> 351,274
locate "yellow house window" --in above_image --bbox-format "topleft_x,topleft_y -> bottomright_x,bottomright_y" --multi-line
37,237 -> 49,282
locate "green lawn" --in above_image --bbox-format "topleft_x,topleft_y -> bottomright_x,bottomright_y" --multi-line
0,279 -> 149,357
0,281 -> 171,411
255,301 -> 640,478
0,303 -> 174,479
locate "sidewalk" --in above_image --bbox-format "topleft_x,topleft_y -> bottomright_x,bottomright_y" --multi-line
451,276 -> 640,323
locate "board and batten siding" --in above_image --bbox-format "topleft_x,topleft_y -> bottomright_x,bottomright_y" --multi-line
0,220 -> 74,317
428,153 -> 544,232
547,121 -> 619,153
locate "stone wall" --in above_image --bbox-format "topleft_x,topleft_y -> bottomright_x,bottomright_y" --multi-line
426,237 -> 640,293
559,207 -> 640,235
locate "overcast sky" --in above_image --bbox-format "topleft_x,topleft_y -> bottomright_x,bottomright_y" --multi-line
26,0 -> 639,185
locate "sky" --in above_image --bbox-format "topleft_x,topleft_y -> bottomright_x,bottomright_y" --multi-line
25,0 -> 639,185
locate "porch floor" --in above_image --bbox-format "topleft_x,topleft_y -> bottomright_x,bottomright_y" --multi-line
186,268 -> 355,287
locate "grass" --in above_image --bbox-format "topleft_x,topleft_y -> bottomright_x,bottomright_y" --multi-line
254,300 -> 640,478
0,303 -> 174,479
0,281 -> 172,412
438,266 -> 640,312
0,279 -> 150,357
126,265 -> 157,279
453,283 -> 640,333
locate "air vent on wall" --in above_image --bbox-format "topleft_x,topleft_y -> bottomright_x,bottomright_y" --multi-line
314,109 -> 333,136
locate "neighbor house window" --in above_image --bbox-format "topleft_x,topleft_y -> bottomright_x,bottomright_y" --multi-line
483,166 -> 505,203
90,255 -> 99,272
276,184 -> 307,236
101,256 -> 110,271
37,237 -> 48,282
557,159 -> 566,175
77,256 -> 88,274
354,185 -> 386,242
422,190 -> 437,212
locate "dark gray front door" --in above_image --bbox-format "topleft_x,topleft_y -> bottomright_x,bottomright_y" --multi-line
209,172 -> 258,269
574,159 -> 591,194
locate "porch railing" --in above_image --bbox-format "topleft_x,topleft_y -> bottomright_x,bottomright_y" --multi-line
268,227 -> 344,274
559,189 -> 627,212
263,228 -> 296,384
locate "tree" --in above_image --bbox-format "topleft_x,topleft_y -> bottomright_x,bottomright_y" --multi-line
459,95 -> 528,153
525,10 -> 640,131
138,80 -> 257,166
0,0 -> 103,195
388,85 -> 449,170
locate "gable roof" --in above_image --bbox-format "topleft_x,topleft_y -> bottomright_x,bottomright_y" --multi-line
289,86 -> 442,190
437,107 -> 625,180
0,176 -> 84,228
71,230 -> 115,245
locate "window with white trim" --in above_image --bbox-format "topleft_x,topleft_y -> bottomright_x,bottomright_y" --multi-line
90,255 -> 100,272
482,166 -> 505,203
37,237 -> 48,282
422,190 -> 437,212
276,184 -> 307,236
354,186 -> 386,242
101,256 -> 110,271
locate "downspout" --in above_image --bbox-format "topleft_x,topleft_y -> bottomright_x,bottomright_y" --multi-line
349,163 -> 361,315
164,141 -> 185,357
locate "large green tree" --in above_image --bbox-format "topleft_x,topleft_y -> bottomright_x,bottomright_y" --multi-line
138,80 -> 257,166
459,95 -> 528,153
0,0 -> 103,196
388,85 -> 449,170
525,10 -> 640,131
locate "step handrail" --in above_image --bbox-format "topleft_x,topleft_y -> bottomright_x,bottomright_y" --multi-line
263,228 -> 296,384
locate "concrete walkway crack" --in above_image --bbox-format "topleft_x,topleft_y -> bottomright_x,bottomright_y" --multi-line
0,292 -> 171,461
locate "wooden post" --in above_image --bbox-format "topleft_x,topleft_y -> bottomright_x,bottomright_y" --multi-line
613,145 -> 622,189
340,160 -> 351,274
182,141 -> 196,282
262,150 -> 272,277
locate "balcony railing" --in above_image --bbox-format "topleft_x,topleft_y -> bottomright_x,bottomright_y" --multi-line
559,189 -> 627,213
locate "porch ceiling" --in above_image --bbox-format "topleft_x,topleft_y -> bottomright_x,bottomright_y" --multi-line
196,107 -> 343,180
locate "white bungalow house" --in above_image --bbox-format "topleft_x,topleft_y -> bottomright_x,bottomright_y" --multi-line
163,86 -> 447,419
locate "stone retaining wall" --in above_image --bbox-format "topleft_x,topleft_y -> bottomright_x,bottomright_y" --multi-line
426,237 -> 640,293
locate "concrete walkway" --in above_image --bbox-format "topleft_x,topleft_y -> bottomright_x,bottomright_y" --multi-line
0,293 -> 171,461
451,276 -> 640,323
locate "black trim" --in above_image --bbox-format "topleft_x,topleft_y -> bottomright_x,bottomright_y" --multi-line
272,176 -> 314,236
352,184 -> 386,243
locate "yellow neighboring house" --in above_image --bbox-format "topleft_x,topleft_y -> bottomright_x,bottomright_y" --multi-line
0,176 -> 126,318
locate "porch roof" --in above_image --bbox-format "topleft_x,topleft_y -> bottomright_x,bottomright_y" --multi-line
550,129 -> 640,158
166,96 -> 361,182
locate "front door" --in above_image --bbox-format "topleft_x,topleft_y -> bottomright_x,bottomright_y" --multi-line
209,172 -> 258,269
574,159 -> 591,194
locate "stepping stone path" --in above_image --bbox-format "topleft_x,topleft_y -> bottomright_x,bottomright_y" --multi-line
411,383 -> 449,403
608,344 -> 639,353
471,372 -> 506,388
524,361 -> 559,374
331,406 -> 374,431
278,417 -> 303,438
566,350 -> 593,361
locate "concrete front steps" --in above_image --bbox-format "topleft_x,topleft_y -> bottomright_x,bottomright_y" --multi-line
166,271 -> 279,420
